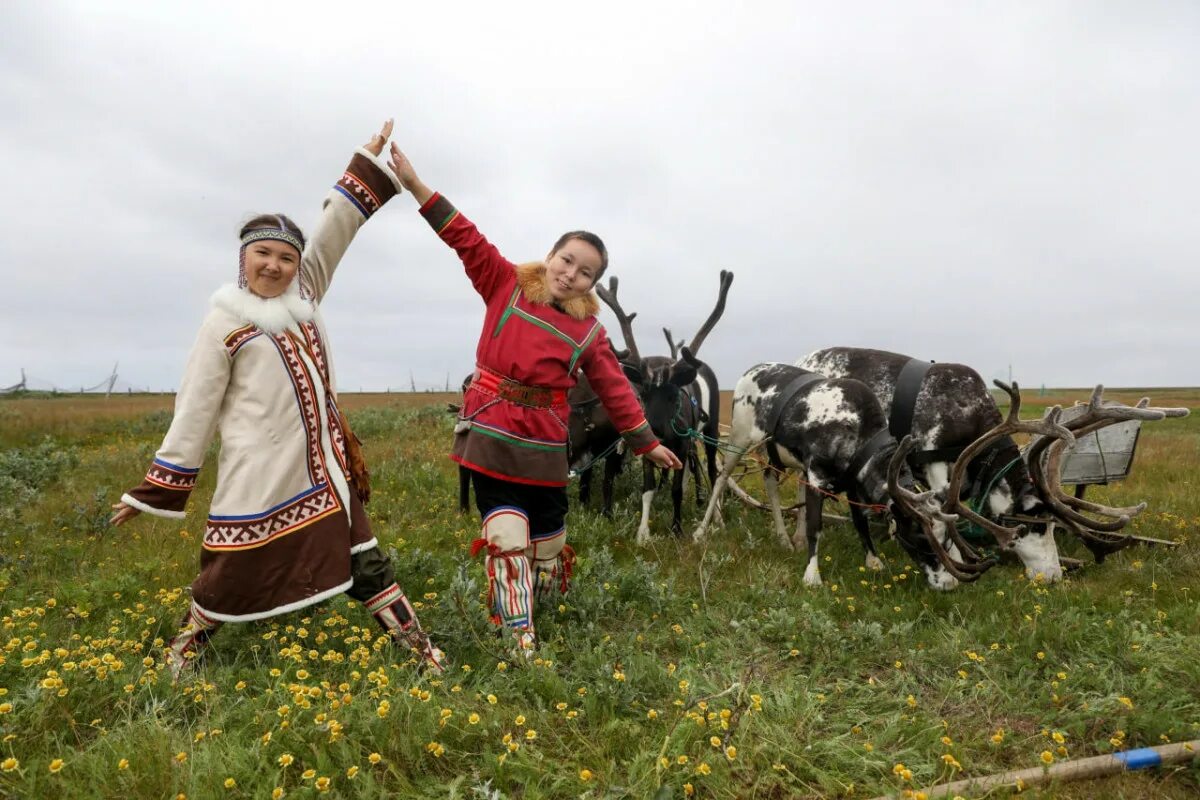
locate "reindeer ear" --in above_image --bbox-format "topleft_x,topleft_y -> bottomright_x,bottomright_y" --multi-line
621,363 -> 644,385
669,358 -> 698,387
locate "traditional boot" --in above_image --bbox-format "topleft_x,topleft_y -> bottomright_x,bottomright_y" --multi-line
365,583 -> 446,673
471,507 -> 538,659
166,602 -> 221,682
532,544 -> 576,604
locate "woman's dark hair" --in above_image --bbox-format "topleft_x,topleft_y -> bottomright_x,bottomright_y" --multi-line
550,230 -> 608,283
239,213 -> 306,249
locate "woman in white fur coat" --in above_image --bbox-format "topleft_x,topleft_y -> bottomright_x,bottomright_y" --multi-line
111,121 -> 445,678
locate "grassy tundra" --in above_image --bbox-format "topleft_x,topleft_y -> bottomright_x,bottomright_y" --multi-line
0,391 -> 1197,799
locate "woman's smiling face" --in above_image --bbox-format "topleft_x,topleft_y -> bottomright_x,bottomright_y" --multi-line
243,238 -> 300,298
544,237 -> 603,301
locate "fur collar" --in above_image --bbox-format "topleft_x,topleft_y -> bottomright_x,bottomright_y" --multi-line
210,282 -> 315,335
515,262 -> 599,321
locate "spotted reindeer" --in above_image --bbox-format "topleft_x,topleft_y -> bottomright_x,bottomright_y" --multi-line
690,362 -> 1008,589
795,347 -> 1188,580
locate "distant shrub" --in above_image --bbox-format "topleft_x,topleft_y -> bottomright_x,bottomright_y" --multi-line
0,437 -> 80,528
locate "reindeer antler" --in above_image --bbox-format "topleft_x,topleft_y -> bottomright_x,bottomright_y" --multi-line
1026,385 -> 1188,546
595,276 -> 640,364
888,436 -> 994,582
663,327 -> 683,360
941,381 -> 1074,550
687,270 -> 734,356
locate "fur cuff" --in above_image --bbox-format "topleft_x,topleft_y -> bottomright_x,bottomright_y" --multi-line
514,262 -> 600,321
121,493 -> 187,520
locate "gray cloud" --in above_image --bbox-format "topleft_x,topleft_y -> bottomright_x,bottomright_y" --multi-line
3,1 -> 1198,393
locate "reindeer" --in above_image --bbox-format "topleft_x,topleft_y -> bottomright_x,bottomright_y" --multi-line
695,366 -> 1076,590
796,347 -> 1187,578
596,272 -> 732,544
566,372 -> 626,516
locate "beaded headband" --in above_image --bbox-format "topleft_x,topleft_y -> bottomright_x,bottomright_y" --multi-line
240,227 -> 305,254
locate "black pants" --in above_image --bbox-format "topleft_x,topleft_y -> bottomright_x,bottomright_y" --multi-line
470,470 -> 569,537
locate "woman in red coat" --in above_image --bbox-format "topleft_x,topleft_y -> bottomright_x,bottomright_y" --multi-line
387,142 -> 681,654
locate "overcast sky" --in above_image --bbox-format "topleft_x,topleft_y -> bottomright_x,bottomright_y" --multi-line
2,1 -> 1197,393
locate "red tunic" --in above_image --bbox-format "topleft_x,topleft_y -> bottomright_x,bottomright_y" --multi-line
420,193 -> 658,486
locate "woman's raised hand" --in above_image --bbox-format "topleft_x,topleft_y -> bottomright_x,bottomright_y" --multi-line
387,142 -> 434,204
363,119 -> 394,157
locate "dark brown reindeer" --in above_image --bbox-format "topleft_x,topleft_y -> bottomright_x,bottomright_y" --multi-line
596,271 -> 733,544
566,372 -> 626,516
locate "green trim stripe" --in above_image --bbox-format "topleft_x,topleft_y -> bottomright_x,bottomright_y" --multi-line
623,419 -> 651,436
436,210 -> 459,234
469,422 -> 566,452
492,286 -> 522,338
513,308 -> 579,348
567,322 -> 602,373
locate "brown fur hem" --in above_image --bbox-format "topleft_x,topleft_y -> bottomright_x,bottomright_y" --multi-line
515,262 -> 600,320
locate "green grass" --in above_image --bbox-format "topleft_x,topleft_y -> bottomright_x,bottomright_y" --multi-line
0,393 -> 1197,799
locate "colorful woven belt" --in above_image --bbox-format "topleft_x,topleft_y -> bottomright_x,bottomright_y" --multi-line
471,367 -> 568,408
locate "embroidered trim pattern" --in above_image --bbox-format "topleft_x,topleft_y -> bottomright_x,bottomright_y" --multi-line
298,323 -> 350,475
204,483 -> 341,550
272,333 -> 330,487
145,458 -> 199,492
334,177 -> 380,218
223,324 -> 261,358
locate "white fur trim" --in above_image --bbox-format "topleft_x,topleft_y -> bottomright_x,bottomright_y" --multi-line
210,283 -> 314,335
121,493 -> 187,520
355,146 -> 403,194
193,578 -> 354,623
349,537 -> 379,555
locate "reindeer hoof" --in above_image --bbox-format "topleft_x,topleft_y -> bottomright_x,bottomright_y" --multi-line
802,561 -> 822,587
865,554 -> 884,572
692,528 -> 707,544
636,528 -> 651,547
